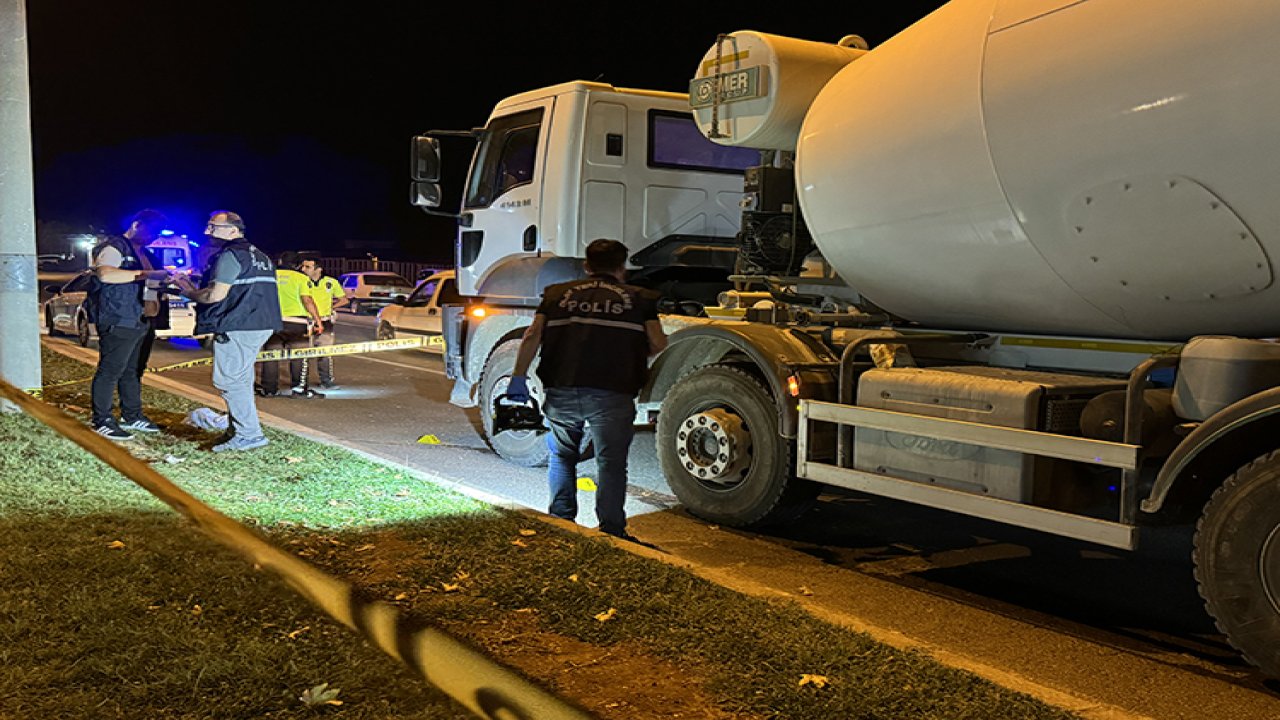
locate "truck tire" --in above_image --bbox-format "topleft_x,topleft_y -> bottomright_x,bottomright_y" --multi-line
657,364 -> 818,527
479,339 -> 549,467
1194,449 -> 1280,677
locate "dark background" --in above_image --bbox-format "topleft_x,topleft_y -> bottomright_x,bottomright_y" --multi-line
26,1 -> 946,263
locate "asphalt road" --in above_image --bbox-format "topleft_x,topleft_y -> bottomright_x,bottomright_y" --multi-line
42,313 -> 1280,719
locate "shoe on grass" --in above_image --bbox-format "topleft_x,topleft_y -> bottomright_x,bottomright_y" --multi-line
93,422 -> 133,441
212,435 -> 269,453
120,416 -> 161,433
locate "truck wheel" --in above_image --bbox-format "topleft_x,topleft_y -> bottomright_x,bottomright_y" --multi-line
1194,449 -> 1280,677
657,364 -> 818,527
479,339 -> 548,467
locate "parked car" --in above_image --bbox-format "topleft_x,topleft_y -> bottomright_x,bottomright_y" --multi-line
338,271 -> 414,315
42,270 -> 199,347
374,270 -> 460,353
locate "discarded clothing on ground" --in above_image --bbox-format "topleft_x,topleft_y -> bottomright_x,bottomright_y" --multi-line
185,407 -> 229,431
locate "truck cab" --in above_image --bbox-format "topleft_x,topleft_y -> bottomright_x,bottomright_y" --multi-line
412,81 -> 759,465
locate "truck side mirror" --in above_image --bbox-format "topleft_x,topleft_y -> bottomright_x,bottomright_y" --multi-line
410,181 -> 443,209
411,136 -> 441,182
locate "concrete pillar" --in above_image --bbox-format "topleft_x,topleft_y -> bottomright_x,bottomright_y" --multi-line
0,0 -> 41,409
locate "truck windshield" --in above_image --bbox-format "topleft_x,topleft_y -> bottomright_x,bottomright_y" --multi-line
648,110 -> 759,173
465,108 -> 544,209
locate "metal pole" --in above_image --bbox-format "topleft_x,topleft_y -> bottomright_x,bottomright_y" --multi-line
0,0 -> 41,409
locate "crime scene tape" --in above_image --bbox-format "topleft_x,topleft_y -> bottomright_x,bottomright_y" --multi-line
0,375 -> 591,720
148,336 -> 433,373
39,336 -> 440,390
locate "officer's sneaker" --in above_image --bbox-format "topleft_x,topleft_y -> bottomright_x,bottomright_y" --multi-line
318,380 -> 340,390
93,422 -> 133,441
120,416 -> 161,433
212,435 -> 269,453
290,386 -> 325,399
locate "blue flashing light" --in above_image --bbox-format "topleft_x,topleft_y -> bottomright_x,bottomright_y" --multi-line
160,229 -> 175,236
188,240 -> 200,248
1107,485 -> 1118,493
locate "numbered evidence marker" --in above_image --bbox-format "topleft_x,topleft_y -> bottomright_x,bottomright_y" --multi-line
576,477 -> 597,492
416,434 -> 441,445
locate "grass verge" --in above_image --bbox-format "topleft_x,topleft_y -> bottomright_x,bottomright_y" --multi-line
0,346 -> 1082,719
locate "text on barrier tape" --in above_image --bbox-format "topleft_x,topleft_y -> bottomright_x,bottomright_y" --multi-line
146,336 -> 432,373
38,336 -> 441,390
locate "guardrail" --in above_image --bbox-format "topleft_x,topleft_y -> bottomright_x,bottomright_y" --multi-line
0,375 -> 593,719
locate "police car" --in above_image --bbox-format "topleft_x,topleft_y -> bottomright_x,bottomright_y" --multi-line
42,269 -> 200,347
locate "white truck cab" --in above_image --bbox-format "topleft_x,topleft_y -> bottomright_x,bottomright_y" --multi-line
422,81 -> 758,303
411,80 -> 760,465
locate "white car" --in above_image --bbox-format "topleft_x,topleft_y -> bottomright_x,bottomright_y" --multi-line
374,270 -> 459,353
42,270 -> 198,346
338,271 -> 414,315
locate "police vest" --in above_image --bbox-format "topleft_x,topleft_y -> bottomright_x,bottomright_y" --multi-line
194,241 -> 284,334
86,236 -> 145,328
535,275 -> 659,395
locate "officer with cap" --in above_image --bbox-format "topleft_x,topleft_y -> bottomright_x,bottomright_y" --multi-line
173,210 -> 282,452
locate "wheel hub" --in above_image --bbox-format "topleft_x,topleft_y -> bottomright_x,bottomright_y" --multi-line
674,409 -> 750,484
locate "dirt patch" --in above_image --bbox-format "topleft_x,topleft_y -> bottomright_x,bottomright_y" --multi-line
299,530 -> 763,719
450,612 -> 760,720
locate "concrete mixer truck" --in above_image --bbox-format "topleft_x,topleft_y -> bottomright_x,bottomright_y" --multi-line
410,0 -> 1280,676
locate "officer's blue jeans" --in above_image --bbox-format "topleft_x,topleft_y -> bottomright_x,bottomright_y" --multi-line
543,387 -> 636,537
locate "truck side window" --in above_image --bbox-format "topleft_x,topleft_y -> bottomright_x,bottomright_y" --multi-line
648,109 -> 759,173
464,108 -> 544,209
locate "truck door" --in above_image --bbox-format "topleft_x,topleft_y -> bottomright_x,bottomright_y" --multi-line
456,104 -> 549,299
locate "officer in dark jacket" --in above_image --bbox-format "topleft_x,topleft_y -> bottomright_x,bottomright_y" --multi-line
86,208 -> 171,440
174,210 -> 282,452
508,239 -> 668,542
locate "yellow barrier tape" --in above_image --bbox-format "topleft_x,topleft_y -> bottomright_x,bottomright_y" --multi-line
0,375 -> 591,720
39,336 -> 432,389
147,336 -> 429,373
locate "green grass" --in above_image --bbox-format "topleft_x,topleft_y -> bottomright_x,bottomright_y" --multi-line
0,348 -> 1082,719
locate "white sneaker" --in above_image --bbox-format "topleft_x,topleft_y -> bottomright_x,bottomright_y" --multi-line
212,435 -> 269,453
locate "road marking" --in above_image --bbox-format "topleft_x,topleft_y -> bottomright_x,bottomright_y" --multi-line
356,354 -> 446,375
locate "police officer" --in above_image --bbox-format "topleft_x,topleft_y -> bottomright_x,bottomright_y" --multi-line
86,208 -> 172,440
301,258 -> 348,389
507,239 -> 668,542
173,210 -> 282,452
258,251 -> 325,398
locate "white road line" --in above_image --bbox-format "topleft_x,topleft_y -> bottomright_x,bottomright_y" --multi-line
355,354 -> 446,375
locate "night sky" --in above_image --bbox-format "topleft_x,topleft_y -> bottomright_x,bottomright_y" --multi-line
25,1 -> 946,263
